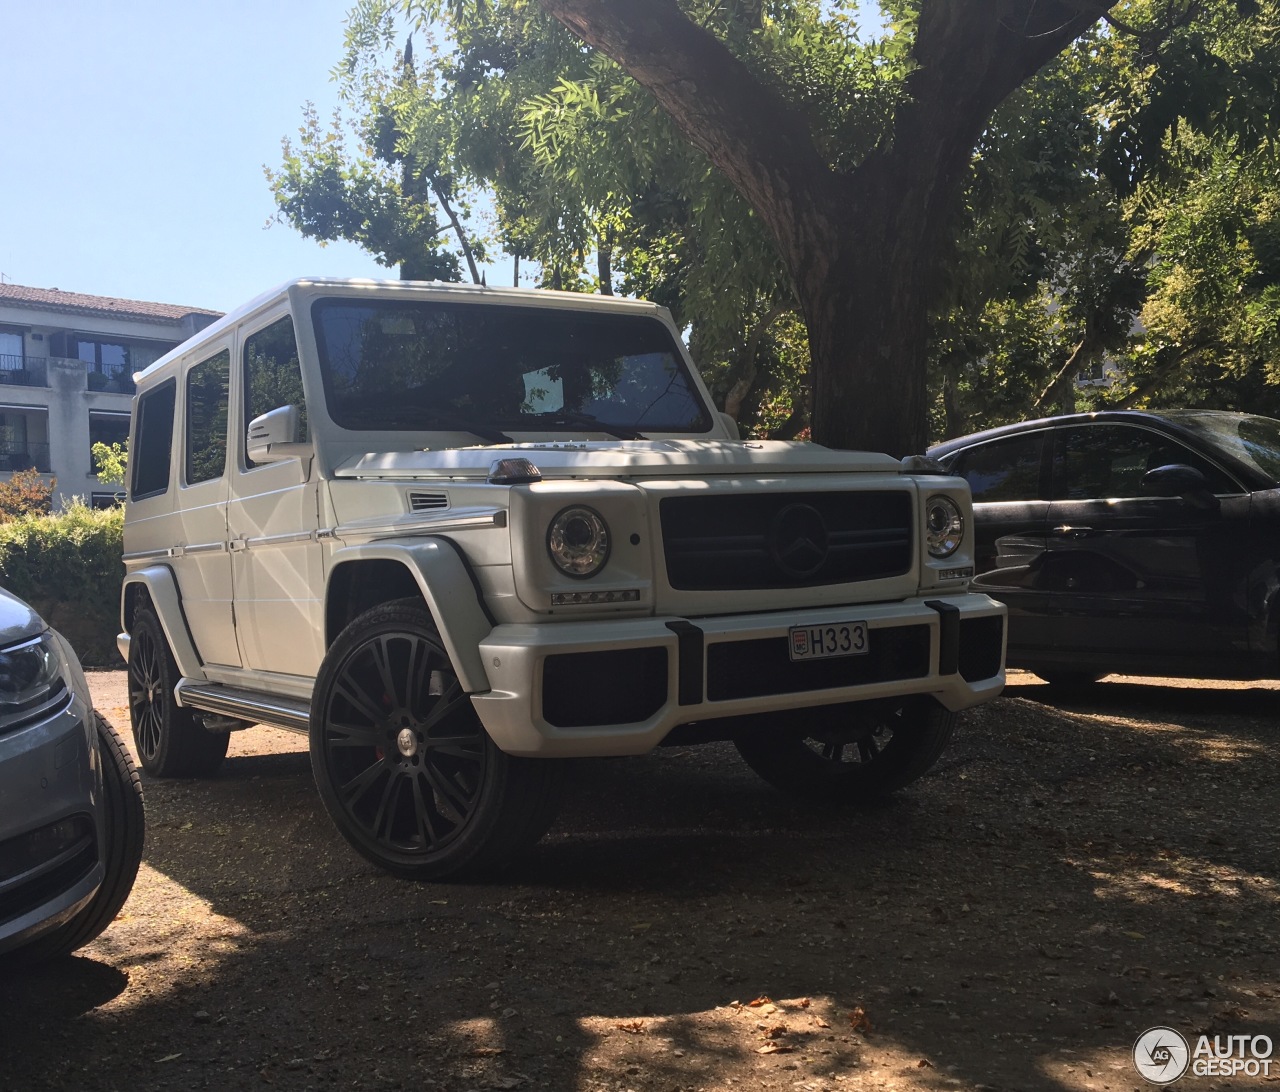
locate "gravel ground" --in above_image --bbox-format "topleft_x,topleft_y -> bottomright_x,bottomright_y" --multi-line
1,669 -> 1277,1092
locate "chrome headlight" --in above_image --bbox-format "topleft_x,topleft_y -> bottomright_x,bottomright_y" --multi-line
547,506 -> 611,578
0,632 -> 70,733
925,495 -> 964,558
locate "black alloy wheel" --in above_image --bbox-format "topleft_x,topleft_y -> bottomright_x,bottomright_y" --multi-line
733,696 -> 956,801
310,599 -> 564,880
127,607 -> 228,777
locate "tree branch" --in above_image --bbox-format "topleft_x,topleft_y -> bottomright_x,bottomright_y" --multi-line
537,0 -> 843,272
432,180 -> 482,284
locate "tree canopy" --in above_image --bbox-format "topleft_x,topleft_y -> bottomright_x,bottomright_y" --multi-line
271,0 -> 1280,454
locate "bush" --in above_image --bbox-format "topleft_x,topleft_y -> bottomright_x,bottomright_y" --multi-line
0,469 -> 55,521
0,501 -> 123,666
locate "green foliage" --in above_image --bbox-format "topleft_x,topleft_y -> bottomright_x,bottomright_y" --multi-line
0,469 -> 55,521
279,0 -> 1280,445
92,441 -> 128,487
0,502 -> 123,665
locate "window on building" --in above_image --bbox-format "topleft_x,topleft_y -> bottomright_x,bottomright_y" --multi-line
131,380 -> 176,500
90,491 -> 125,509
0,407 -> 51,472
0,330 -> 23,373
74,338 -> 131,377
186,349 -> 230,485
243,317 -> 306,469
89,410 -> 131,471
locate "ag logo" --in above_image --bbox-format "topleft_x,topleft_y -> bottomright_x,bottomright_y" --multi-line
1133,1027 -> 1191,1084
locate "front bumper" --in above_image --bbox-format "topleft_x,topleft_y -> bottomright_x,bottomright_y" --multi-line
471,593 -> 1007,756
0,688 -> 104,955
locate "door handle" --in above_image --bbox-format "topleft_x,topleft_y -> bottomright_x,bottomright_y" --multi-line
1052,525 -> 1094,538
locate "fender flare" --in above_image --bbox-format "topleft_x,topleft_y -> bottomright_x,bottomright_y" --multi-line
326,538 -> 494,693
120,566 -> 205,679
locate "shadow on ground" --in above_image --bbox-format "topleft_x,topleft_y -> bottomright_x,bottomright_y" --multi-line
2,678 -> 1277,1091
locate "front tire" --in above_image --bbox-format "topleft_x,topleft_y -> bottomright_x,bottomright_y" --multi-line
733,697 -> 956,801
310,599 -> 565,880
128,607 -> 229,777
6,713 -> 145,965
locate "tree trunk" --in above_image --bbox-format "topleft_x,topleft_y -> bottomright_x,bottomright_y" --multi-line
539,0 -> 1112,456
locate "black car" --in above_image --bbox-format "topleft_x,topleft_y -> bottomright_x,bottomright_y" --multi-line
930,410 -> 1280,685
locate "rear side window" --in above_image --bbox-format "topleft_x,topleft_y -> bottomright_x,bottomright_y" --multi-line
243,317 -> 307,469
185,349 -> 230,485
1051,424 -> 1237,499
131,380 -> 176,500
946,432 -> 1046,503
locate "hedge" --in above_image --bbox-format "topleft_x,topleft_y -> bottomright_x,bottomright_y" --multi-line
0,502 -> 124,666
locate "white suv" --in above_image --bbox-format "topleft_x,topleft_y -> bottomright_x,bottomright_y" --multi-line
119,278 -> 1005,879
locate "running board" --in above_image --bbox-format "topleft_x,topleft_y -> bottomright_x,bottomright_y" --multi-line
176,681 -> 311,735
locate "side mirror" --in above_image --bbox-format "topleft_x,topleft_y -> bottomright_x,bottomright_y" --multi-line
1140,463 -> 1220,511
247,405 -> 311,464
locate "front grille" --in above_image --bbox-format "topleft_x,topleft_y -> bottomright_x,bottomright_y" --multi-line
661,491 -> 912,590
706,624 -> 930,701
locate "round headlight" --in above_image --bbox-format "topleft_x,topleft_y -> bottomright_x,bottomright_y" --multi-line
925,495 -> 964,558
547,506 -> 611,578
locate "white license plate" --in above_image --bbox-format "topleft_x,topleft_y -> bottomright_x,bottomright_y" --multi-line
788,621 -> 869,662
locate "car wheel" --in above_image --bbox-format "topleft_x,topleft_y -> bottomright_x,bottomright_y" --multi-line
310,599 -> 565,880
733,697 -> 956,800
128,607 -> 229,777
6,713 -> 145,965
1033,670 -> 1106,688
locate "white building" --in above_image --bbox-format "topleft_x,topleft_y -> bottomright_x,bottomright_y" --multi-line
0,284 -> 221,508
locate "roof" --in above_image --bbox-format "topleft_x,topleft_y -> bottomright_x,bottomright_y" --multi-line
0,283 -> 222,327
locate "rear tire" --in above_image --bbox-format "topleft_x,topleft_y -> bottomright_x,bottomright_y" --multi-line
310,599 -> 565,880
128,607 -> 228,777
734,697 -> 956,801
6,713 -> 145,965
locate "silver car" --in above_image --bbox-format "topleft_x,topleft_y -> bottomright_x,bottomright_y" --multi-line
0,587 -> 144,964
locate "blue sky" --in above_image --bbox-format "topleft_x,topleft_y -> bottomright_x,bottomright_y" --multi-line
2,2 -> 884,317
2,0 -> 389,314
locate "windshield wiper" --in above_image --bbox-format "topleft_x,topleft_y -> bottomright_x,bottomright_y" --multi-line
419,416 -> 513,445
522,411 -> 647,440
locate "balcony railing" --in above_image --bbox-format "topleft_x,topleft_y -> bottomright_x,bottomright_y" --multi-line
0,354 -> 48,388
84,364 -> 136,395
0,440 -> 52,474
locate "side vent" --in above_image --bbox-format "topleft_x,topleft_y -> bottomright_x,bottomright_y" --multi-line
408,491 -> 450,512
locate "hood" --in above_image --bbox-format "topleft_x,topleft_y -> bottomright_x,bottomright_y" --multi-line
0,586 -> 46,647
333,439 -> 903,481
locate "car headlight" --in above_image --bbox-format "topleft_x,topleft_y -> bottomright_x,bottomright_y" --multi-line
0,632 -> 70,732
925,495 -> 964,558
547,506 -> 611,578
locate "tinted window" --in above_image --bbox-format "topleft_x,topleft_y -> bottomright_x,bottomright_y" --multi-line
947,432 -> 1046,502
312,299 -> 711,433
244,318 -> 306,469
131,381 -> 176,500
1171,413 -> 1280,484
186,349 -> 230,485
1052,425 -> 1236,500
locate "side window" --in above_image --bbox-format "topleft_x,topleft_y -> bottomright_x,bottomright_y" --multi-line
243,317 -> 307,469
1052,425 -> 1236,500
947,432 -> 1046,503
130,380 -> 176,500
186,349 -> 230,485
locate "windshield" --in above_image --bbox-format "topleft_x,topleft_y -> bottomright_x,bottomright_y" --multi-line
1168,412 -> 1280,484
312,298 -> 712,435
